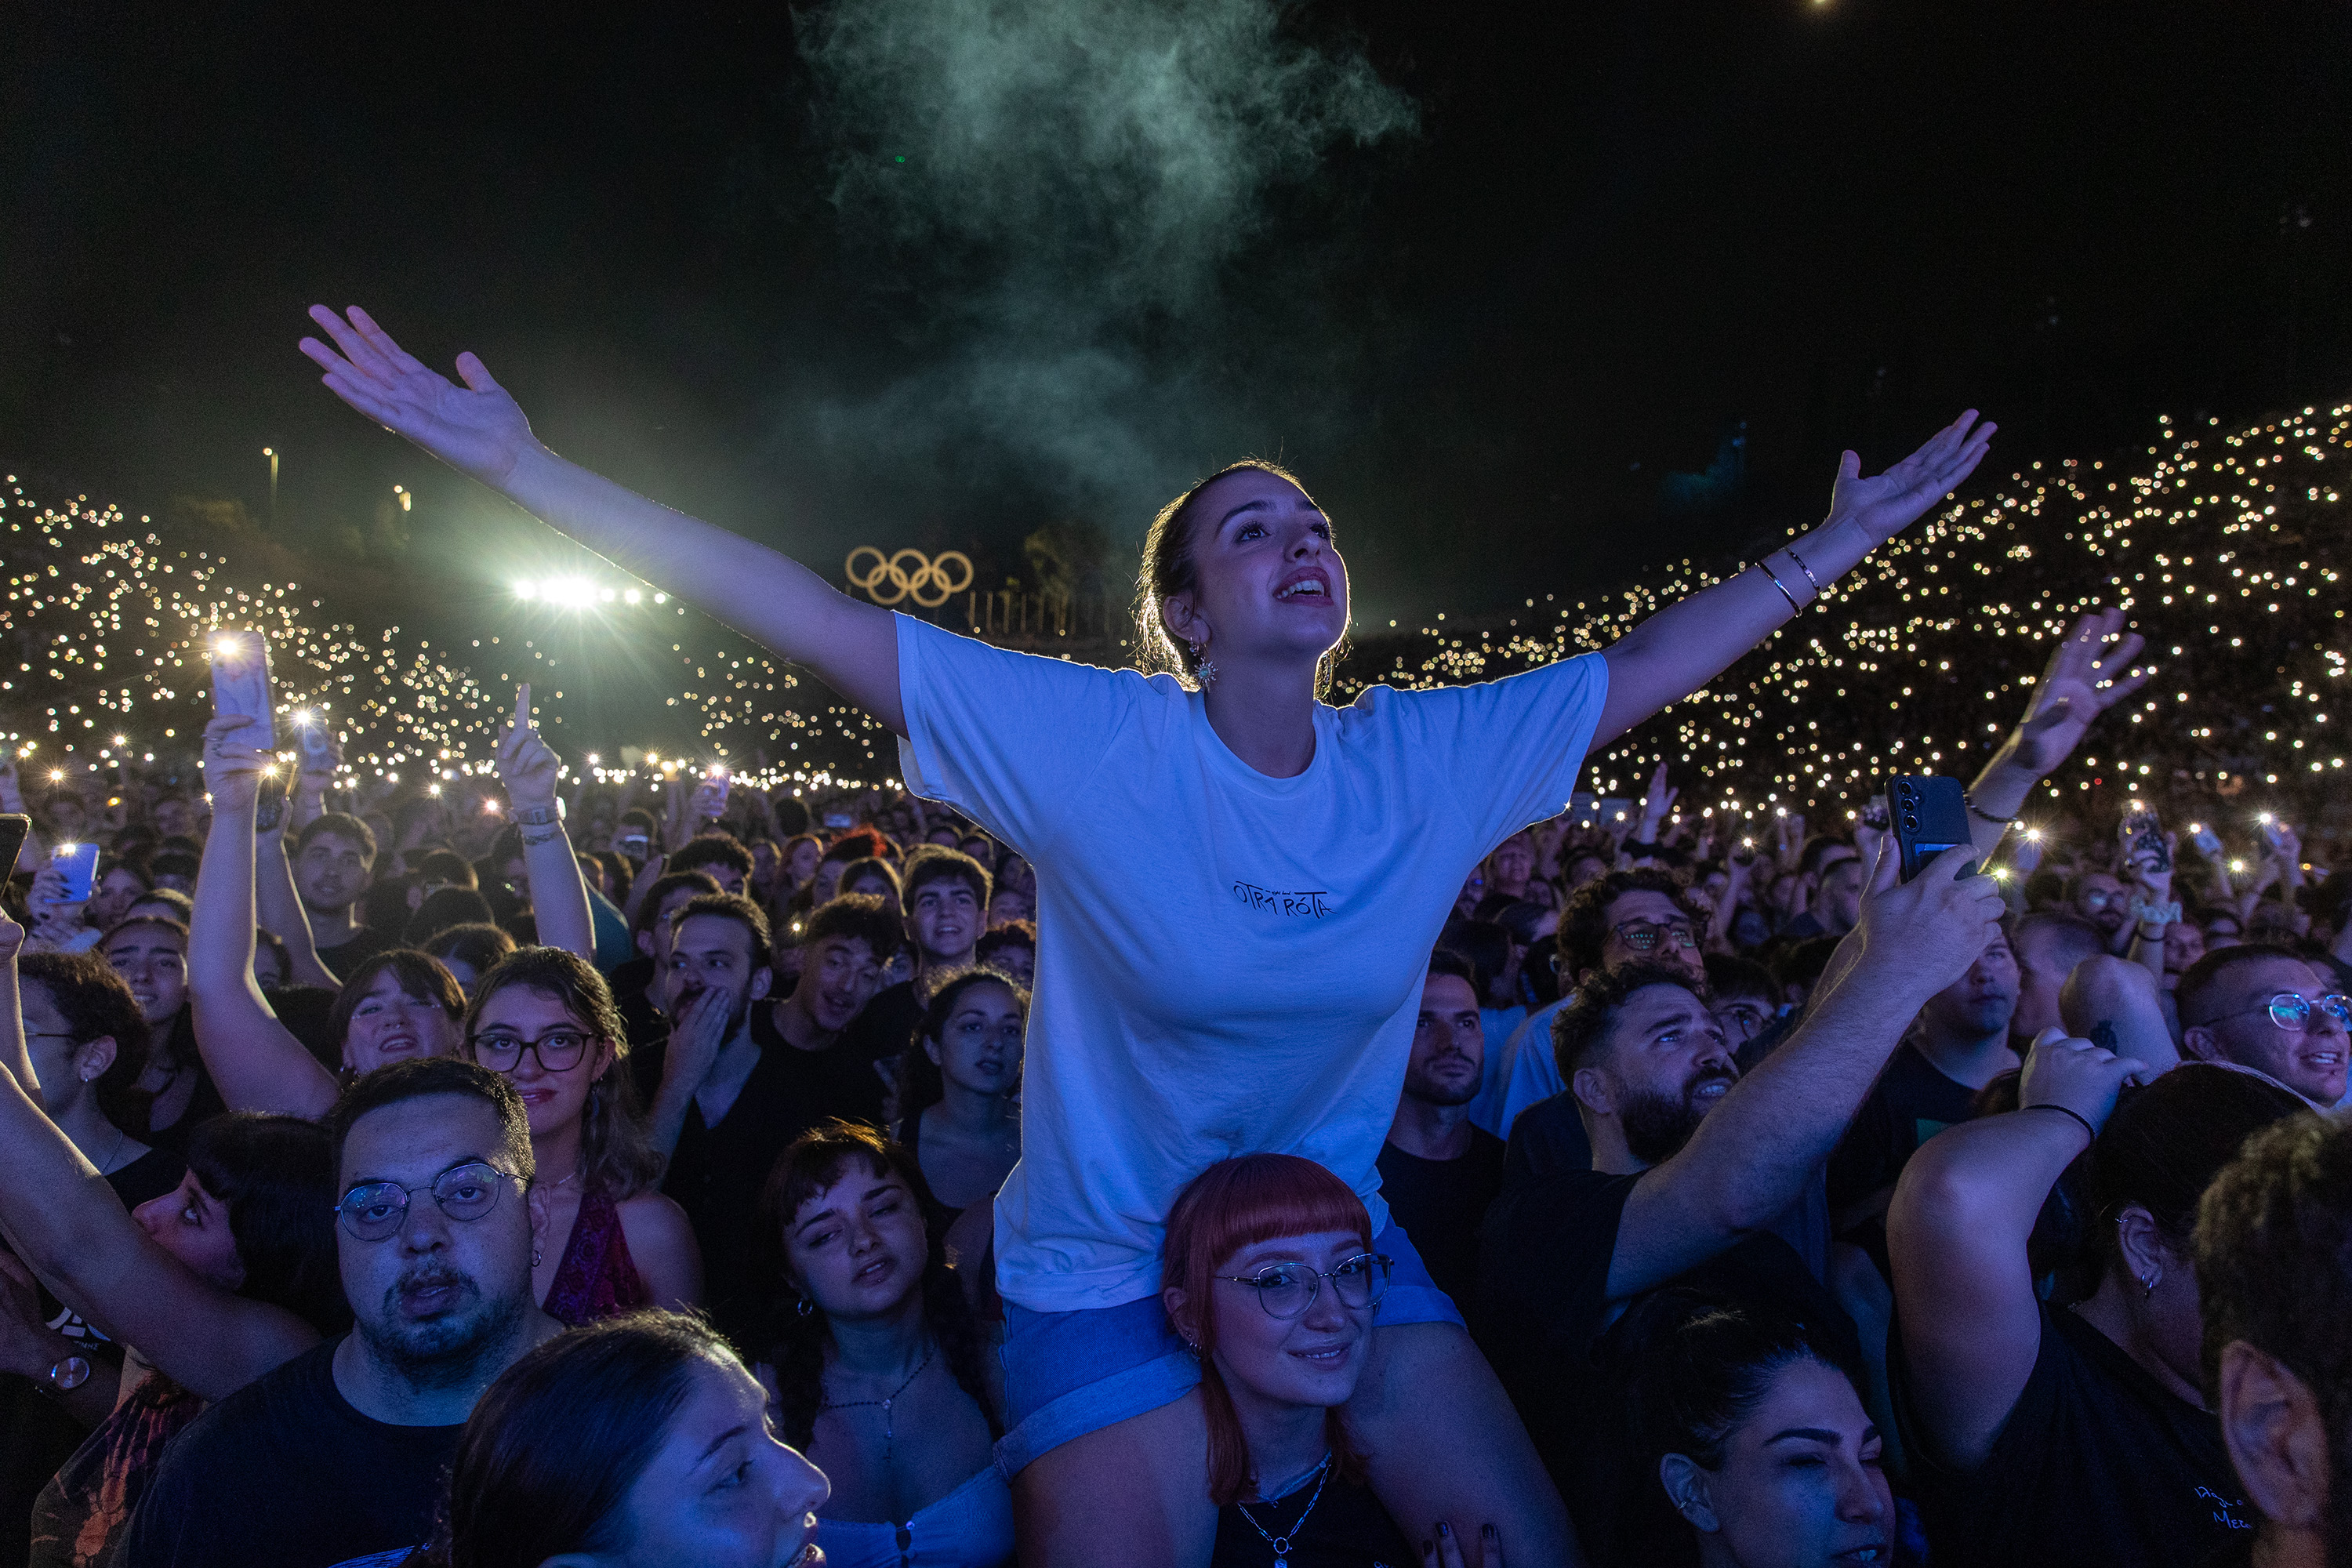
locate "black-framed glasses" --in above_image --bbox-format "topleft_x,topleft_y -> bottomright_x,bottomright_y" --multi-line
2191,993 -> 2352,1034
467,1029 -> 597,1073
333,1160 -> 522,1241
1613,918 -> 1701,953
1715,1001 -> 1771,1041
1215,1253 -> 1392,1319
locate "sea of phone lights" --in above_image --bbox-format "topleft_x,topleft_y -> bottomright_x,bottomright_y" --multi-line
2,401 -> 2345,854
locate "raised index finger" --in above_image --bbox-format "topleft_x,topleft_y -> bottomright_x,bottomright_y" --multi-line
516,683 -> 532,731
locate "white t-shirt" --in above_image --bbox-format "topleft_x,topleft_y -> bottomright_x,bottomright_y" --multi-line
894,614 -> 1609,1312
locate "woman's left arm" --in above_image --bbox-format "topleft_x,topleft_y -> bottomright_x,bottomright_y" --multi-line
618,1191 -> 704,1311
1595,412 -> 1994,746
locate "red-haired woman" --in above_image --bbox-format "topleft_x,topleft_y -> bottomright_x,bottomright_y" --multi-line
1161,1155 -> 1421,1566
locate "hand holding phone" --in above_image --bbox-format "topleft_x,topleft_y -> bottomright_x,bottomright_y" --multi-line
2118,806 -> 2172,877
50,841 -> 99,905
209,630 -> 275,746
2189,822 -> 2223,858
1891,776 -> 1976,884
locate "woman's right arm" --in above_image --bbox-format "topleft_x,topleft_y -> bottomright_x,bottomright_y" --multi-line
0,918 -> 318,1399
1886,1029 -> 2145,1471
300,307 -> 905,735
189,718 -> 341,1119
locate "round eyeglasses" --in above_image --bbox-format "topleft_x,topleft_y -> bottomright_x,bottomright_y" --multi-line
333,1160 -> 521,1241
467,1029 -> 596,1073
2191,993 -> 2352,1034
1215,1253 -> 1393,1319
1613,918 -> 1701,953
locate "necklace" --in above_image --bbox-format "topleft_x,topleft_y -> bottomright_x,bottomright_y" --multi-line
821,1344 -> 935,1466
1234,1451 -> 1332,1564
94,1123 -> 129,1177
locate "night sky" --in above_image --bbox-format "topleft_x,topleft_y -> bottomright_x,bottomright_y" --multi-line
5,0 -> 2350,627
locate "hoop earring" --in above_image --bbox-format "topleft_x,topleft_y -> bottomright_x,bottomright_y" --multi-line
532,1245 -> 543,1268
796,1295 -> 815,1319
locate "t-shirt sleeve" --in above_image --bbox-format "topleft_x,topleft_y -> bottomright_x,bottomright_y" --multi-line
891,613 -> 1139,853
1476,1168 -> 1638,1356
1386,652 -> 1610,852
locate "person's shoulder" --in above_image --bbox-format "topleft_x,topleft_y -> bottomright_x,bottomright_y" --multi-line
1468,1125 -> 1508,1171
151,1339 -> 338,1477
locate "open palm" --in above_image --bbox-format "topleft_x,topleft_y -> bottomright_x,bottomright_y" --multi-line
2011,608 -> 2150,779
299,306 -> 536,487
1830,411 -> 1997,545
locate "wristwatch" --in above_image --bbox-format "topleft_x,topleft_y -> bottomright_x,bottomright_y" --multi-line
45,1355 -> 90,1396
511,800 -> 565,827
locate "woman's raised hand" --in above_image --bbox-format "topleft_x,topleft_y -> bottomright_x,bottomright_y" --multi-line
200,715 -> 274,807
1829,410 -> 1996,546
495,684 -> 562,811
299,307 -> 538,488
2009,608 -> 2151,779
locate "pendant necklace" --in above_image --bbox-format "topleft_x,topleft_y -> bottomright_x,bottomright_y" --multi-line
821,1343 -> 935,1466
1234,1451 -> 1332,1565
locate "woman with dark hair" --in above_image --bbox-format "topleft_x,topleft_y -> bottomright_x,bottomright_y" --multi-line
423,922 -> 518,1001
1159,1153 -> 1416,1564
100,914 -> 223,1157
1620,1291 -> 1893,1568
1889,1044 -> 2309,1568
895,967 -> 1025,1225
0,917 -> 344,1566
422,1310 -> 829,1568
753,1121 -> 1011,1566
839,857 -> 903,917
307,300 -> 1991,1562
192,716 -> 473,1120
461,946 -> 699,1321
971,924 -> 1035,989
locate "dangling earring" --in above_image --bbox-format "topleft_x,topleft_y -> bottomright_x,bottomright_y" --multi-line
2140,1273 -> 2157,1298
1189,638 -> 1218,690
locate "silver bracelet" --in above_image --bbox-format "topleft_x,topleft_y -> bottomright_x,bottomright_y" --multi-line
1755,561 -> 1803,616
1781,546 -> 1823,601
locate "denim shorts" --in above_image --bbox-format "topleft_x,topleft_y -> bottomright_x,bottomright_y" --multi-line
995,1220 -> 1462,1477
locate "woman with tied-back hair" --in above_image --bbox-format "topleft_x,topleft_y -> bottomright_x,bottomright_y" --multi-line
303,300 -> 1994,1566
753,1121 -> 1011,1566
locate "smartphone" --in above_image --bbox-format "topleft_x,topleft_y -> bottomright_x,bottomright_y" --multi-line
1892,775 -> 1976,883
1862,793 -> 1892,832
255,772 -> 289,834
823,812 -> 854,830
299,720 -> 332,764
1569,792 -> 1597,824
0,815 -> 27,882
1597,797 -> 1633,826
52,840 -> 99,904
209,630 -> 275,746
2119,806 -> 2172,873
2258,813 -> 2288,852
2189,822 -> 2223,858
617,832 -> 651,860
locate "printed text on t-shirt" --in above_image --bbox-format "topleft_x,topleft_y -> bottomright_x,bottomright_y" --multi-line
1233,882 -> 1335,919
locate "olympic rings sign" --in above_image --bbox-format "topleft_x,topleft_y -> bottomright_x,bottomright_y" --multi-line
844,548 -> 975,608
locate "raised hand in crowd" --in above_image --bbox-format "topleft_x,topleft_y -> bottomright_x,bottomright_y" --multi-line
187,714 -> 346,1118
1964,608 -> 2151,862
495,683 -> 593,962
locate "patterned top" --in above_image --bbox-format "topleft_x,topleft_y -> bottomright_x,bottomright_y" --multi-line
543,1189 -> 652,1327
30,1373 -> 205,1568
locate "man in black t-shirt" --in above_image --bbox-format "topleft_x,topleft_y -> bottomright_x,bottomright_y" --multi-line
1478,849 -> 1999,1565
1829,924 -> 2020,1263
289,814 -> 398,982
1377,949 -> 1505,1306
844,845 -> 991,1075
122,1059 -> 559,1568
637,894 -> 893,1347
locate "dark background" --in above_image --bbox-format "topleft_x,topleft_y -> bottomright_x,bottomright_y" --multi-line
5,0 -> 2349,628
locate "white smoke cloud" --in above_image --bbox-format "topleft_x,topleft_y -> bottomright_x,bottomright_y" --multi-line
794,0 -> 1417,527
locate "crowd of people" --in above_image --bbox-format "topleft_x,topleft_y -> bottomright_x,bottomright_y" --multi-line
0,305 -> 2343,1568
